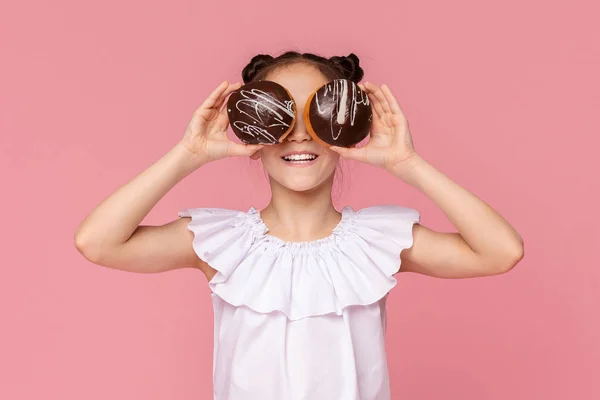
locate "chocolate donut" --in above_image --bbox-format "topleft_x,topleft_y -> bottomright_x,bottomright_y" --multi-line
227,80 -> 296,145
304,79 -> 372,147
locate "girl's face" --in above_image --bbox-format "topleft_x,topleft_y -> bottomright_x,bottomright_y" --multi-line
258,63 -> 340,192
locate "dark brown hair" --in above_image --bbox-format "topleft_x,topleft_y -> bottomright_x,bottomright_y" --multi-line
241,51 -> 364,84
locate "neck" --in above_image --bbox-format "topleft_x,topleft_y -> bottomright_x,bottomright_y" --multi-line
260,175 -> 341,242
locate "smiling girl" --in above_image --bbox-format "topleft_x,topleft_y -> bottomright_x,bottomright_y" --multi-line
75,51 -> 524,400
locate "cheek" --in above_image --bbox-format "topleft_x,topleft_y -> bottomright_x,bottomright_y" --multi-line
258,149 -> 280,170
321,151 -> 340,170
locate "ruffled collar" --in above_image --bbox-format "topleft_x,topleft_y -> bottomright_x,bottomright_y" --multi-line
244,206 -> 356,250
181,204 -> 420,320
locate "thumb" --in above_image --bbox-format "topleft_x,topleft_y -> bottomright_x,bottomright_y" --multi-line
229,143 -> 264,157
330,146 -> 365,162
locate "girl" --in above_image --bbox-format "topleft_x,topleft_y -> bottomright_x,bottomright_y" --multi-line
75,51 -> 524,400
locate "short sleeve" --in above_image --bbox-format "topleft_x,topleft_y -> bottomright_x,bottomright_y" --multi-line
352,204 -> 420,275
178,208 -> 260,280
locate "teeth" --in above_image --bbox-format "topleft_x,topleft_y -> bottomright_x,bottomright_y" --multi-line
283,154 -> 317,161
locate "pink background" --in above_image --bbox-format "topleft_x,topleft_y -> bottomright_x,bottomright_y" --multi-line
1,0 -> 599,399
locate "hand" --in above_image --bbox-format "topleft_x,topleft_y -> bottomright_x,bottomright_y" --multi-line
330,82 -> 419,175
180,81 -> 263,164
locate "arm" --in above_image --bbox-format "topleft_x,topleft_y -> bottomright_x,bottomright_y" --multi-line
331,82 -> 524,279
74,80 -> 261,277
396,155 -> 524,278
74,143 -> 207,274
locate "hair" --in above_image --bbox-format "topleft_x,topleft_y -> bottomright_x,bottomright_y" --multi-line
241,51 -> 364,84
242,51 -> 363,205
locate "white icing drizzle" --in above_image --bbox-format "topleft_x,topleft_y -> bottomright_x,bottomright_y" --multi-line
314,80 -> 370,141
336,79 -> 349,125
231,88 -> 295,143
232,121 -> 278,143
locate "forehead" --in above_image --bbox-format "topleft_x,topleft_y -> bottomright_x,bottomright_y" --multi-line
264,63 -> 329,104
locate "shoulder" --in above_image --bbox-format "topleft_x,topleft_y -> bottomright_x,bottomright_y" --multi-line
177,207 -> 255,280
178,206 -> 267,238
348,204 -> 421,236
352,204 -> 420,220
177,206 -> 266,278
178,206 -> 245,219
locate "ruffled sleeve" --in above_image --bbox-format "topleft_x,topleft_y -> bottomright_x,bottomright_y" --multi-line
351,204 -> 421,276
178,207 -> 266,283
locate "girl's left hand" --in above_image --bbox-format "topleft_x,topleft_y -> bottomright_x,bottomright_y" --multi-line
330,82 -> 419,174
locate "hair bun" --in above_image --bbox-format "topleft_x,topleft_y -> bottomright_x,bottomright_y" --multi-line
242,54 -> 274,83
329,53 -> 364,83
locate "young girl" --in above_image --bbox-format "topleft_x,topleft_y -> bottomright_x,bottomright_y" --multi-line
75,51 -> 524,400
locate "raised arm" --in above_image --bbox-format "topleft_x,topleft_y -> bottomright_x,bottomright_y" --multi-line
74,143 -> 205,273
74,80 -> 261,276
397,155 -> 524,278
331,82 -> 524,278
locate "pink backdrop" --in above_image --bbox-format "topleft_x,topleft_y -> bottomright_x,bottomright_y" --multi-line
1,0 -> 598,399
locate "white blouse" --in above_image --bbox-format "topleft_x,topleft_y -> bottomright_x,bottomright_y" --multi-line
178,205 -> 420,400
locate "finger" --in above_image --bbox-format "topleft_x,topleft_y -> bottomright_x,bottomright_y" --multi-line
196,81 -> 242,124
229,143 -> 264,158
362,81 -> 382,96
216,81 -> 242,111
364,82 -> 391,114
204,101 -> 233,135
366,92 -> 385,120
196,81 -> 229,114
364,82 -> 390,114
219,102 -> 229,117
362,82 -> 385,118
192,81 -> 230,122
210,81 -> 240,118
380,84 -> 406,118
358,83 -> 380,121
219,98 -> 236,121
330,145 -> 367,163
213,107 -> 231,133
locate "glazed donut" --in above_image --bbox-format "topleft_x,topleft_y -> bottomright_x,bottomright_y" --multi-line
227,80 -> 296,144
304,79 -> 372,147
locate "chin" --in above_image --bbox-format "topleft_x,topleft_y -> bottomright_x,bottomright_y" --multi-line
273,175 -> 328,193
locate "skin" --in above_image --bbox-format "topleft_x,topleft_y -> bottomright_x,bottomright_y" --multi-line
253,63 -> 344,242
74,62 -> 524,282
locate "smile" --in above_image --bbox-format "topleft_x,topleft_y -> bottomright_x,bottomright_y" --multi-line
281,153 -> 319,165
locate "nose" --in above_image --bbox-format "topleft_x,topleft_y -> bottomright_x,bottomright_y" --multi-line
285,115 -> 312,143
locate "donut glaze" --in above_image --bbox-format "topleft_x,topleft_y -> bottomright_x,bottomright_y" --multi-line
227,81 -> 296,144
304,79 -> 372,147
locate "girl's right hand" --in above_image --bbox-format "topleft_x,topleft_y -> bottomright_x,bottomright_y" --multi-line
180,80 -> 263,164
